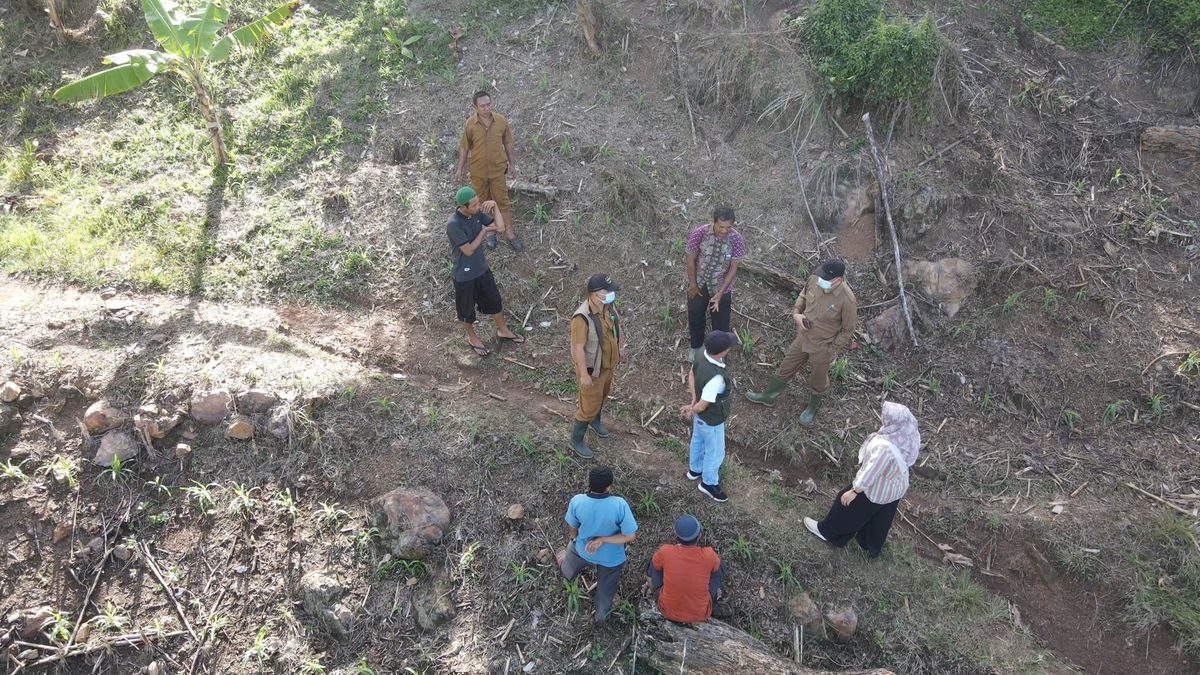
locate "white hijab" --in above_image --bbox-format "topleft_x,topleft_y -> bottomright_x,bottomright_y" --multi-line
861,401 -> 921,466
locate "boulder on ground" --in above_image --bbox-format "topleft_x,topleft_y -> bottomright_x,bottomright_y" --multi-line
225,415 -> 254,440
868,305 -> 908,351
190,390 -> 232,424
825,607 -> 858,643
898,185 -> 949,242
788,592 -> 824,633
94,430 -> 139,466
83,400 -> 128,434
267,405 -> 292,440
414,577 -> 457,630
903,258 -> 977,318
175,443 -> 193,460
237,389 -> 277,413
371,487 -> 451,560
133,404 -> 181,440
506,503 -> 525,521
0,381 -> 20,402
298,570 -> 350,639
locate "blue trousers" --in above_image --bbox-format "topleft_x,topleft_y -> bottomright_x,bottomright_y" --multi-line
689,416 -> 726,485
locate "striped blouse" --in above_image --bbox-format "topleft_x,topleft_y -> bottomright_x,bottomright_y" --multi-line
853,437 -> 910,505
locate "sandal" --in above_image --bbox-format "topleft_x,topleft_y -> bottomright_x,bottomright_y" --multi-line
469,342 -> 491,356
498,333 -> 526,344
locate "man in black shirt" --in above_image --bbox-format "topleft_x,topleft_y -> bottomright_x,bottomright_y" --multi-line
447,187 -> 525,356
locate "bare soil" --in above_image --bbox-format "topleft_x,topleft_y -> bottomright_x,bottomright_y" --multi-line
3,0 -> 1200,673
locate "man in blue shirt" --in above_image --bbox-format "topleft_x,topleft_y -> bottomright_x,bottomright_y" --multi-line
446,186 -> 526,356
559,466 -> 638,624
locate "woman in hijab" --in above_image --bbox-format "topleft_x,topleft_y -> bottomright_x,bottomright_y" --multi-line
804,401 -> 920,558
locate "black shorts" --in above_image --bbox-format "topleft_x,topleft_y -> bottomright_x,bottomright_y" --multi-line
454,270 -> 503,323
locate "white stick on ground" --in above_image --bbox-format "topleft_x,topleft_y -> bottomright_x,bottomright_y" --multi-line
862,112 -> 919,347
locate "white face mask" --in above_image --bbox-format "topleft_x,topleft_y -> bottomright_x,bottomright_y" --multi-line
602,291 -> 617,304
817,277 -> 834,290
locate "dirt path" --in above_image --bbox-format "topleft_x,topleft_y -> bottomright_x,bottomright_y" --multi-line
4,277 -> 1194,674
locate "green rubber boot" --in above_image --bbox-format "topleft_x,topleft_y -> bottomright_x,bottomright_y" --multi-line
745,376 -> 788,407
590,410 -> 610,438
569,421 -> 594,458
799,393 -> 824,425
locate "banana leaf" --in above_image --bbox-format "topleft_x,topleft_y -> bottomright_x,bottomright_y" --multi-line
207,0 -> 299,63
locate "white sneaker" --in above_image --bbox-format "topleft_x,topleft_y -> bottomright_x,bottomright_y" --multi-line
803,517 -> 826,541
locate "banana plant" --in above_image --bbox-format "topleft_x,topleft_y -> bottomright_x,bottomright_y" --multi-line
52,0 -> 299,166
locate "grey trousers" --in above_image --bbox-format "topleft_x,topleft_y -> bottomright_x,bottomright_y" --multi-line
560,544 -> 624,622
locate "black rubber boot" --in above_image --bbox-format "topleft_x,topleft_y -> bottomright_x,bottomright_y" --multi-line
569,421 -> 594,458
799,393 -> 824,425
590,410 -> 610,438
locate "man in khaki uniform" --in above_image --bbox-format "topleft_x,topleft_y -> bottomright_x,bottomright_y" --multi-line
454,90 -> 523,252
746,260 -> 856,424
569,274 -> 623,458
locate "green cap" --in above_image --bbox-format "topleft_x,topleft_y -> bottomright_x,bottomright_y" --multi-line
455,186 -> 476,206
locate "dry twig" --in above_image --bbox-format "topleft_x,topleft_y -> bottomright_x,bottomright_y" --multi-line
862,113 -> 918,346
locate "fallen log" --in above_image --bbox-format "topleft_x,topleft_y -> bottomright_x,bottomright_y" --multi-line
638,610 -> 893,674
741,259 -> 804,293
1140,126 -> 1200,156
508,180 -> 564,201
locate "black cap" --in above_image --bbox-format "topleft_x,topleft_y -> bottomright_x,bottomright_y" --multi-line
587,274 -> 620,293
588,466 -> 614,492
703,330 -> 736,355
818,260 -> 846,280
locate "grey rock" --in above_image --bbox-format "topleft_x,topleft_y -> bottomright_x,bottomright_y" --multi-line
414,578 -> 456,630
298,570 -> 349,639
237,389 -> 277,413
904,258 -> 978,318
0,381 -> 19,402
371,487 -> 451,560
225,415 -> 254,440
94,430 -> 139,466
267,405 -> 292,440
189,390 -> 232,424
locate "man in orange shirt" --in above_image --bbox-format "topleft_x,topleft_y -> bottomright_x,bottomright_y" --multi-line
454,90 -> 523,252
642,515 -> 726,623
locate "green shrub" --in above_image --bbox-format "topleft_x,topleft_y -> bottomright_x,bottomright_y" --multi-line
794,0 -> 943,111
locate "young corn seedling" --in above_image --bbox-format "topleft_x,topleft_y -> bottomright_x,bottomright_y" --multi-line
183,481 -> 220,515
979,387 -> 995,413
273,489 -> 301,523
1148,393 -> 1165,417
533,203 -> 549,225
773,559 -> 802,590
661,305 -> 672,329
830,356 -> 849,382
731,534 -> 753,561
1102,400 -> 1128,427
882,370 -> 898,392
1177,352 -> 1200,377
314,501 -> 349,530
459,541 -> 482,572
1061,408 -> 1082,433
96,455 -> 132,485
517,433 -> 537,457
144,475 -> 172,497
92,600 -> 128,634
636,490 -> 661,515
227,484 -> 260,520
2,459 -> 31,484
738,328 -> 754,357
1041,287 -> 1061,313
563,578 -> 586,615
920,376 -> 941,394
509,561 -> 534,586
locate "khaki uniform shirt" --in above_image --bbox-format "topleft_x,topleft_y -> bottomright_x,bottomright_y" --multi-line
793,276 -> 857,354
460,112 -> 512,179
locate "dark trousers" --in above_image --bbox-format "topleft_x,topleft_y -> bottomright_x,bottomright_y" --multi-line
816,485 -> 900,557
560,544 -> 623,621
687,285 -> 732,349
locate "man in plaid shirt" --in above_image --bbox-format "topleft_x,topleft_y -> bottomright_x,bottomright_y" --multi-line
684,207 -> 746,363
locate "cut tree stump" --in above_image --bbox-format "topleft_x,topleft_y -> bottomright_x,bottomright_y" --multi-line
638,610 -> 894,674
1140,126 -> 1200,155
509,180 -> 565,201
740,259 -> 804,293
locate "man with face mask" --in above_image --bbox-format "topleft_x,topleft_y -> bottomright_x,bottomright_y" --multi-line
569,274 -> 624,458
746,260 -> 856,425
680,330 -> 736,502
